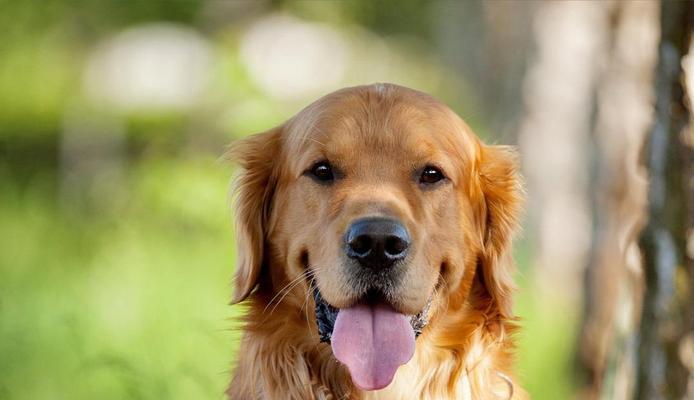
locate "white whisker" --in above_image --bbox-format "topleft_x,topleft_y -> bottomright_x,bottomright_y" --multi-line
262,268 -> 313,315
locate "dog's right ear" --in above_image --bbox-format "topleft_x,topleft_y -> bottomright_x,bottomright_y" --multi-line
226,127 -> 282,304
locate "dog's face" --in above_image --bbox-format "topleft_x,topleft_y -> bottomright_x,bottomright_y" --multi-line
276,89 -> 480,316
230,84 -> 521,391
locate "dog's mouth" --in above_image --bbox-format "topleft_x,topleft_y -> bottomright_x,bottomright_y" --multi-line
312,287 -> 430,342
311,283 -> 430,391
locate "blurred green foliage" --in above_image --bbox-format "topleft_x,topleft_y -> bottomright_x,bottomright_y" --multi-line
0,1 -> 577,399
0,158 -> 237,399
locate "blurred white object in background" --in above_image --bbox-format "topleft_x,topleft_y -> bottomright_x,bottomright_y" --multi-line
518,1 -> 607,300
240,15 -> 349,100
84,24 -> 214,112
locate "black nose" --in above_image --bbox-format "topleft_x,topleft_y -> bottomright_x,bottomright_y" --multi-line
345,217 -> 410,270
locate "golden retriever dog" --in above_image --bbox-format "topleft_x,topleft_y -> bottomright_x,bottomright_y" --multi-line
226,83 -> 525,399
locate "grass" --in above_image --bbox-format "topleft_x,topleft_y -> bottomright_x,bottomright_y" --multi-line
0,155 -> 576,399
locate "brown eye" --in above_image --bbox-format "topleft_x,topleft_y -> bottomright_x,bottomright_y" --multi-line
419,165 -> 445,185
308,161 -> 334,183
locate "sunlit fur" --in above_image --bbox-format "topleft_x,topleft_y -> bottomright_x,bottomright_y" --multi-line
226,84 -> 526,399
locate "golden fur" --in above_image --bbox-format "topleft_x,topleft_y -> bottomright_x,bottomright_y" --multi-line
226,84 -> 526,399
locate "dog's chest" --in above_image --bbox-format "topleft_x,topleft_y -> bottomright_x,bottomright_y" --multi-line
361,371 -> 473,400
359,348 -> 474,400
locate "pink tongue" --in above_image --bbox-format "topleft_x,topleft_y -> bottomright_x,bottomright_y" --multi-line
331,303 -> 415,391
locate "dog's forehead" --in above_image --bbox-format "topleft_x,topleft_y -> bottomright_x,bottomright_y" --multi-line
283,85 -> 477,178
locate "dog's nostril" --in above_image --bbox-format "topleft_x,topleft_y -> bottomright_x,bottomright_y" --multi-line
384,236 -> 408,256
349,235 -> 372,256
344,217 -> 410,270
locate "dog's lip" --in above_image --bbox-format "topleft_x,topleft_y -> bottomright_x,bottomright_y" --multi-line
312,284 -> 339,343
315,285 -> 413,316
316,284 -> 427,316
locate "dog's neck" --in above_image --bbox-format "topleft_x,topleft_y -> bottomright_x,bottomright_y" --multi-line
228,281 -> 521,400
361,280 -> 518,399
362,312 -> 518,400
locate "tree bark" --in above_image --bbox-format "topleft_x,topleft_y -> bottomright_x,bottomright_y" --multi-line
636,1 -> 694,399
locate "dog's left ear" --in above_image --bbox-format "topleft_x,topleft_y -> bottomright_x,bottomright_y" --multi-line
477,144 -> 524,318
226,127 -> 282,304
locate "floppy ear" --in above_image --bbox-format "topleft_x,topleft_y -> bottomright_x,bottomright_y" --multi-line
477,144 -> 524,318
227,127 -> 282,304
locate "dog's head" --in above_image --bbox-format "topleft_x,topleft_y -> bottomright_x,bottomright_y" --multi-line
229,84 -> 522,391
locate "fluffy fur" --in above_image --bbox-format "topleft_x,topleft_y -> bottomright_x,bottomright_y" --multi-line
226,84 -> 526,399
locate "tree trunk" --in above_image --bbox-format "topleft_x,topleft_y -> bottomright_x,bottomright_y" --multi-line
636,2 -> 694,399
577,2 -> 658,399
